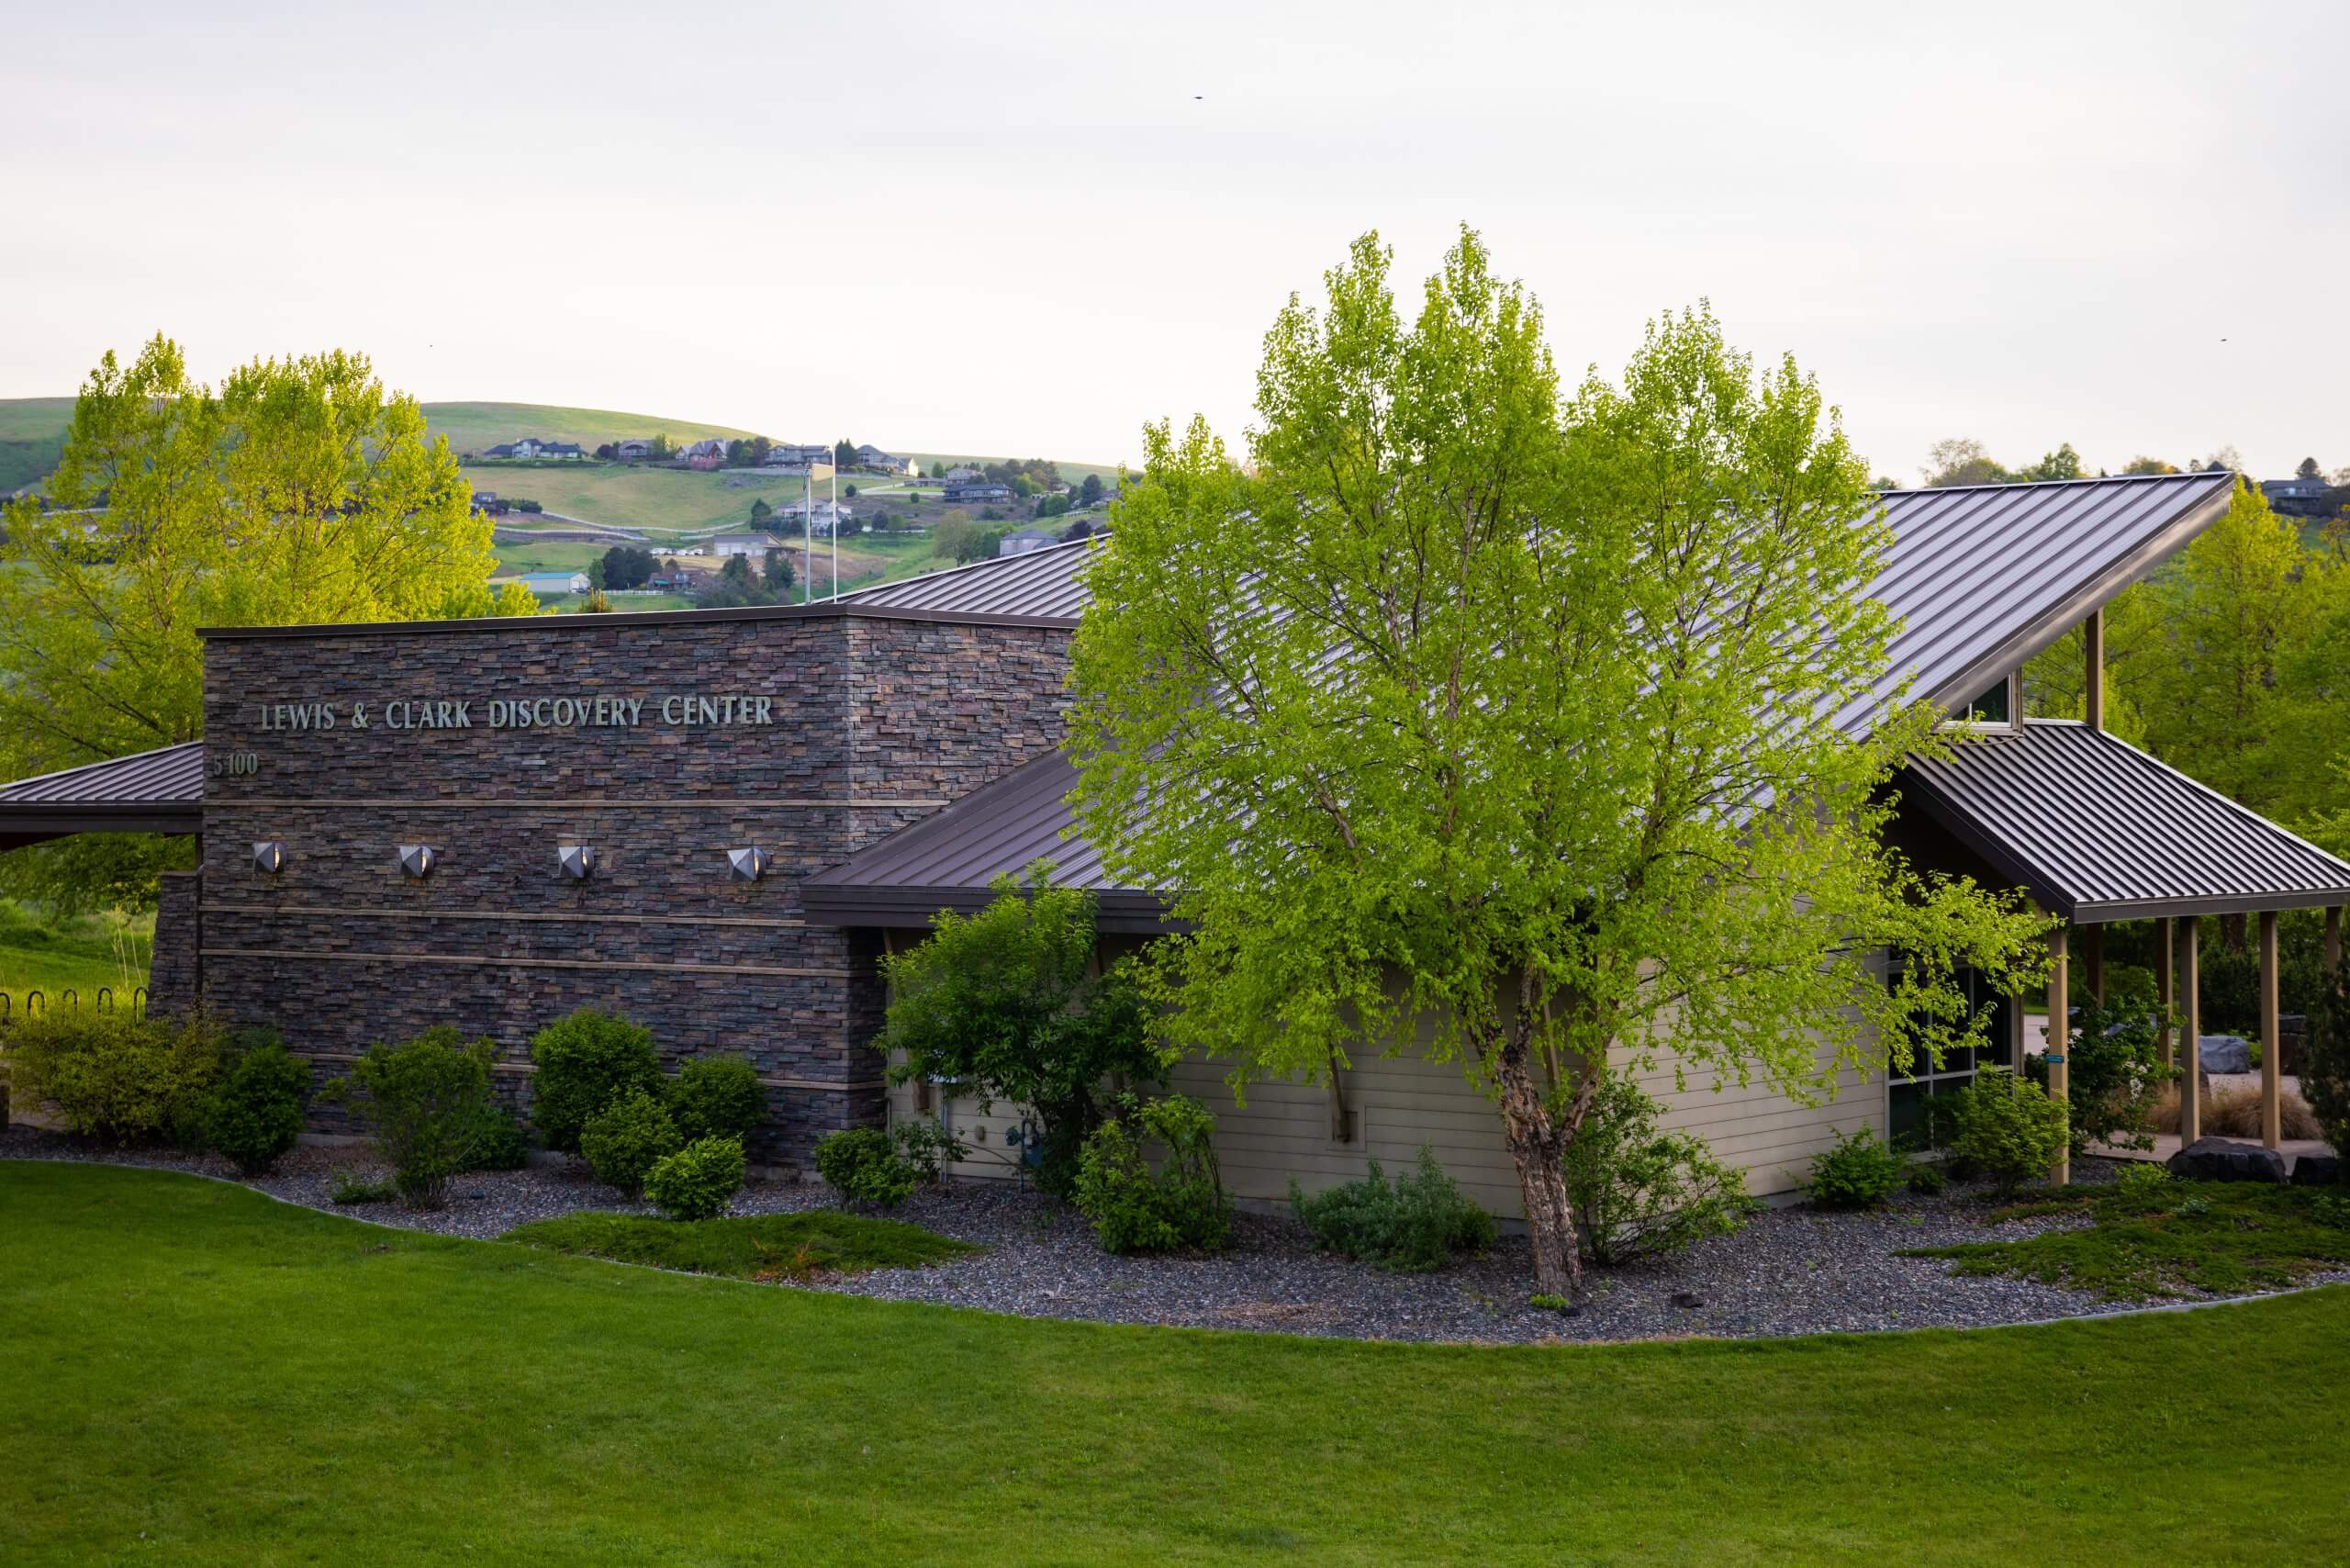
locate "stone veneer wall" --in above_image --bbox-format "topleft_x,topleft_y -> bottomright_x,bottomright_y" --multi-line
196,609 -> 1072,1167
148,869 -> 204,1017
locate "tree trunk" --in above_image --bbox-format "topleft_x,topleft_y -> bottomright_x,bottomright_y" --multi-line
1494,1046 -> 1582,1299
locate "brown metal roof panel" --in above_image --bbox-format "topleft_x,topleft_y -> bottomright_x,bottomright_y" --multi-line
1897,720 -> 2350,922
842,538 -> 1095,618
0,742 -> 207,805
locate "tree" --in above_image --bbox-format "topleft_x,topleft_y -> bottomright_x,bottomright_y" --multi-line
750,497 -> 773,522
1921,438 -> 2010,488
2299,455 -> 2324,481
2017,442 -> 2083,482
2121,456 -> 2180,476
761,547 -> 795,596
880,868 -> 1164,1195
1066,231 -> 2048,1296
0,335 -> 498,911
834,438 -> 856,468
1080,472 -> 1106,507
934,508 -> 980,562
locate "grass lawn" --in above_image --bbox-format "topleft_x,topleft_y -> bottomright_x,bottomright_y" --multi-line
1907,1179 -> 2350,1300
0,902 -> 150,1014
505,1209 -> 980,1278
3,1163 -> 2346,1564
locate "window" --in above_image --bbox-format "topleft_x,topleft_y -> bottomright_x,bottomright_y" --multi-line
1886,963 -> 2013,1150
1942,673 -> 2017,732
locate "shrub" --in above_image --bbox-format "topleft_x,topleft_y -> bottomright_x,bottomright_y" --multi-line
529,1008 -> 662,1153
2114,1161 -> 2173,1200
467,1103 -> 531,1171
205,1027 -> 308,1174
644,1136 -> 748,1220
1072,1093 -> 1230,1254
1291,1146 -> 1495,1271
1905,1160 -> 1949,1195
2058,984 -> 2178,1154
580,1087 -> 681,1196
1949,1065 -> 2069,1197
1807,1126 -> 1907,1210
325,1027 -> 495,1208
2300,955 -> 2350,1169
880,870 -> 1166,1197
667,1055 -> 767,1143
0,1009 -> 222,1147
330,1170 -> 397,1205
814,1126 -> 915,1207
891,1116 -> 967,1184
1560,1075 -> 1751,1263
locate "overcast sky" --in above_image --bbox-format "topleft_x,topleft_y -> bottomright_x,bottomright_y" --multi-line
4,1 -> 2343,478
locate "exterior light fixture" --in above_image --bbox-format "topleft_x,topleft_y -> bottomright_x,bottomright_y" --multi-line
397,844 -> 436,879
559,844 -> 596,880
252,841 -> 286,875
728,846 -> 768,882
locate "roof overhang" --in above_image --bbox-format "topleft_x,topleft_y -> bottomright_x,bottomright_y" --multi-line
1896,721 -> 2350,924
0,742 -> 206,850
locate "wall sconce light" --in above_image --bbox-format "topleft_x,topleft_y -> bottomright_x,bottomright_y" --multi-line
559,844 -> 596,880
728,846 -> 767,882
397,844 -> 436,879
252,841 -> 286,875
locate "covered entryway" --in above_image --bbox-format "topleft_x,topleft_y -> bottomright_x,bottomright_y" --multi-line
1898,716 -> 2350,1179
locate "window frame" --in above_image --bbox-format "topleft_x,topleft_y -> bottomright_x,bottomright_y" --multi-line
1939,670 -> 2020,734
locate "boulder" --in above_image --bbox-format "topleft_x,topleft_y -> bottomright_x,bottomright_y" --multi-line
2168,1137 -> 2287,1183
2289,1153 -> 2344,1188
2194,1035 -> 2253,1075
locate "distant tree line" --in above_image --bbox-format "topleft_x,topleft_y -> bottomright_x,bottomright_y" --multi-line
697,549 -> 795,608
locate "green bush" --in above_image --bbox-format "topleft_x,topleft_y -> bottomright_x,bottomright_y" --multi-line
466,1103 -> 531,1171
813,1126 -> 915,1207
1950,1065 -> 2069,1197
204,1028 -> 308,1175
1905,1160 -> 1949,1195
1291,1146 -> 1494,1271
0,1009 -> 223,1147
2114,1161 -> 2173,1200
329,1170 -> 397,1205
1807,1126 -> 1908,1210
325,1027 -> 495,1208
529,1008 -> 662,1153
1559,1075 -> 1751,1263
1072,1093 -> 1230,1254
643,1136 -> 748,1220
2058,981 -> 2179,1155
580,1087 -> 681,1196
890,1116 -> 967,1184
667,1055 -> 767,1143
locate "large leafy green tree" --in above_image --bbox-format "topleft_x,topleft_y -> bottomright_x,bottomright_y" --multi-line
0,334 -> 527,910
1068,231 -> 2048,1295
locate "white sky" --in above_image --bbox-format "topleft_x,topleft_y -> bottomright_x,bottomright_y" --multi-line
3,0 -> 2344,478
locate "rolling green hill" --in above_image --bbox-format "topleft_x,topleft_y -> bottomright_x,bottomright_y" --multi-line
421,400 -> 758,456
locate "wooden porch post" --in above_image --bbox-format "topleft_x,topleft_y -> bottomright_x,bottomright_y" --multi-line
2084,924 -> 2105,1005
2154,915 -> 2175,1069
2047,924 -> 2070,1185
2084,607 -> 2104,731
2326,905 -> 2344,974
2260,911 -> 2282,1150
2179,921 -> 2201,1147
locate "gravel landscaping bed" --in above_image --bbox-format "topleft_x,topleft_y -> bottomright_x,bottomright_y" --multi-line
9,1125 -> 2339,1344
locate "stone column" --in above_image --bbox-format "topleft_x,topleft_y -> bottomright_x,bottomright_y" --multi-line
148,868 -> 205,1018
2260,910 -> 2282,1150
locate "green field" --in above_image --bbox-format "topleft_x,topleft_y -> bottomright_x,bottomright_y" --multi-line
0,902 -> 150,1014
3,1160 -> 2345,1565
0,397 -> 74,441
421,401 -> 757,456
465,463 -> 824,536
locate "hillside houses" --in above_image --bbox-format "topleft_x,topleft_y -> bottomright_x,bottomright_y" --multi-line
942,481 -> 1014,503
711,532 -> 784,558
762,443 -> 835,470
854,443 -> 916,476
483,438 -> 585,460
677,438 -> 729,471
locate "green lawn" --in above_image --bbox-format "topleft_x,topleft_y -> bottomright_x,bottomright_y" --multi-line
3,1162 -> 2345,1564
0,902 -> 149,1014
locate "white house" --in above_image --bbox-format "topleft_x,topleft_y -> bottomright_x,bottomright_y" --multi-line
711,532 -> 783,558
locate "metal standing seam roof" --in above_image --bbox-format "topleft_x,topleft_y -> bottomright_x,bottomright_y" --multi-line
1897,720 -> 2350,923
839,534 -> 1097,619
0,741 -> 207,847
807,474 -> 2249,919
801,750 -> 1168,930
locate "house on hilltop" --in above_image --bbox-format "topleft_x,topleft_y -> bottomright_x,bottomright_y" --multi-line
678,438 -> 729,471
855,444 -> 915,476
